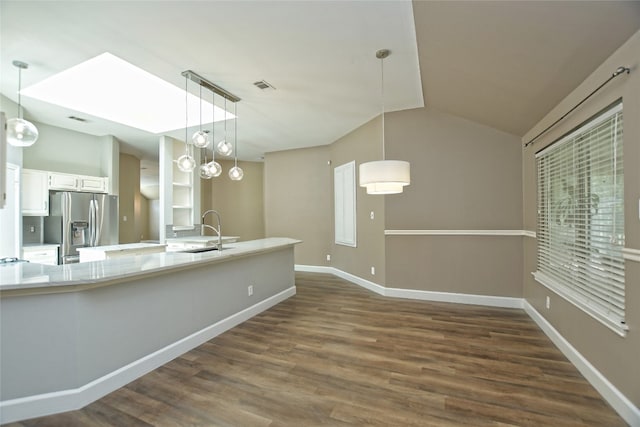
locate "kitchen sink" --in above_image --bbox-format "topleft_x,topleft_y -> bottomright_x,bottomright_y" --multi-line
178,246 -> 227,253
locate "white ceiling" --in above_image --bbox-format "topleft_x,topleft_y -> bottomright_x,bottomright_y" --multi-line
2,1 -> 639,167
0,0 -> 423,162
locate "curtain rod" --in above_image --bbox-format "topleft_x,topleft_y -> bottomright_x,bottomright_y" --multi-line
523,66 -> 630,148
181,70 -> 241,103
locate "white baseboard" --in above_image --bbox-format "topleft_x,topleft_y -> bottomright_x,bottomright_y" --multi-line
296,264 -> 522,309
524,302 -> 640,427
296,264 -> 638,425
0,286 -> 296,425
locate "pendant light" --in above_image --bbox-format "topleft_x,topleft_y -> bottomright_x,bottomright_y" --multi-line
206,90 -> 222,177
359,49 -> 410,195
177,73 -> 196,172
228,101 -> 244,181
215,97 -> 233,156
199,131 -> 214,179
192,85 -> 210,148
7,60 -> 39,147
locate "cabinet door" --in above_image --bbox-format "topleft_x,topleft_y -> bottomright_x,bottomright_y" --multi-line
22,169 -> 49,215
79,176 -> 107,193
48,172 -> 78,191
22,246 -> 58,265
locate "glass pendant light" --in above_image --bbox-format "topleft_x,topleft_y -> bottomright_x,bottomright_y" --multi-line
192,85 -> 210,148
215,97 -> 233,156
7,60 -> 39,147
228,102 -> 244,181
359,49 -> 410,195
206,89 -> 222,177
178,74 -> 196,172
199,131 -> 214,179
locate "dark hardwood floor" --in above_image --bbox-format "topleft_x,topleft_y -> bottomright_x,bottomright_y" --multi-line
7,272 -> 626,426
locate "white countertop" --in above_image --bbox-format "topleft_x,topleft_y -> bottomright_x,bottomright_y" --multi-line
77,243 -> 167,253
0,238 -> 300,293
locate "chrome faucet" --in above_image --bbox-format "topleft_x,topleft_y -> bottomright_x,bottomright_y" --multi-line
201,209 -> 223,250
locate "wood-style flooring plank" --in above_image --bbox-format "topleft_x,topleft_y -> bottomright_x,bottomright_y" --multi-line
5,272 -> 627,426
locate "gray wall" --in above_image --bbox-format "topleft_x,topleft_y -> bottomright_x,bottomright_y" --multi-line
22,122 -> 107,176
330,116 -> 386,283
264,107 -> 523,298
384,107 -> 523,296
264,146 -> 331,266
522,29 -> 640,406
201,160 -> 265,241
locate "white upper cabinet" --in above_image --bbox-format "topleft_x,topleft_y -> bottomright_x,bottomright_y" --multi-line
48,171 -> 108,193
48,172 -> 78,191
22,169 -> 49,216
78,176 -> 107,193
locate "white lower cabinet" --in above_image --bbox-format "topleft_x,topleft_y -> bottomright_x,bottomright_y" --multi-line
23,245 -> 59,265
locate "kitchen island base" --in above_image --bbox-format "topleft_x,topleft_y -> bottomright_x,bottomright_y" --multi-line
0,241 -> 297,424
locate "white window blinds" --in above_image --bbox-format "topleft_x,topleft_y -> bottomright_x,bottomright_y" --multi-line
534,102 -> 626,336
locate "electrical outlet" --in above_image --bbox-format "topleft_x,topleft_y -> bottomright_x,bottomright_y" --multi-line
248,285 -> 254,296
371,266 -> 375,275
29,226 -> 36,233
123,215 -> 127,222
326,254 -> 331,261
546,296 -> 550,309
370,211 -> 375,220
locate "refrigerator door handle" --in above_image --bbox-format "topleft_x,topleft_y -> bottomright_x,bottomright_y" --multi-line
88,199 -> 96,246
94,199 -> 101,246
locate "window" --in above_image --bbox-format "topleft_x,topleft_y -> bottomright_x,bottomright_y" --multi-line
534,102 -> 626,336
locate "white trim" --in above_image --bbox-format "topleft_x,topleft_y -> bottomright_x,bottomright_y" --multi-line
384,287 -> 523,309
622,247 -> 640,263
296,265 -> 522,309
524,301 -> 640,427
0,286 -> 296,425
384,229 -> 533,237
294,264 -> 333,274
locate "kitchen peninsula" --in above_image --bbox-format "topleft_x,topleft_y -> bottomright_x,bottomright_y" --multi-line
0,237 -> 300,424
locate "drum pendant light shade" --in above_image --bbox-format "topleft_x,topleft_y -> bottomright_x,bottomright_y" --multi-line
359,160 -> 410,194
358,49 -> 410,195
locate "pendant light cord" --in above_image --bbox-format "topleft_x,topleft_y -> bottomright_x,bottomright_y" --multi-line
234,102 -> 238,167
184,74 -> 189,155
380,54 -> 385,161
17,66 -> 23,119
211,90 -> 215,163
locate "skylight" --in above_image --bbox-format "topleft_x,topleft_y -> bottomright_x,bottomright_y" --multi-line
21,52 -> 234,134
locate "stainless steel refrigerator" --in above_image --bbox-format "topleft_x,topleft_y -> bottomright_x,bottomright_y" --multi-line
44,191 -> 118,264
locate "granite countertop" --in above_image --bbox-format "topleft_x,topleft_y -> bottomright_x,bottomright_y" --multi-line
0,238 -> 301,293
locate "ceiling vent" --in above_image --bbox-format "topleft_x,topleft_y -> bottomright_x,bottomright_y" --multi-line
253,80 -> 275,90
68,115 -> 88,122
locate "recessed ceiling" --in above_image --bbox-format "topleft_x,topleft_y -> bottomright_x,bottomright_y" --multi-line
0,0 -> 423,161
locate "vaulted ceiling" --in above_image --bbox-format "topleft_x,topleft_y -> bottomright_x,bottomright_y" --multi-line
1,1 -> 639,162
